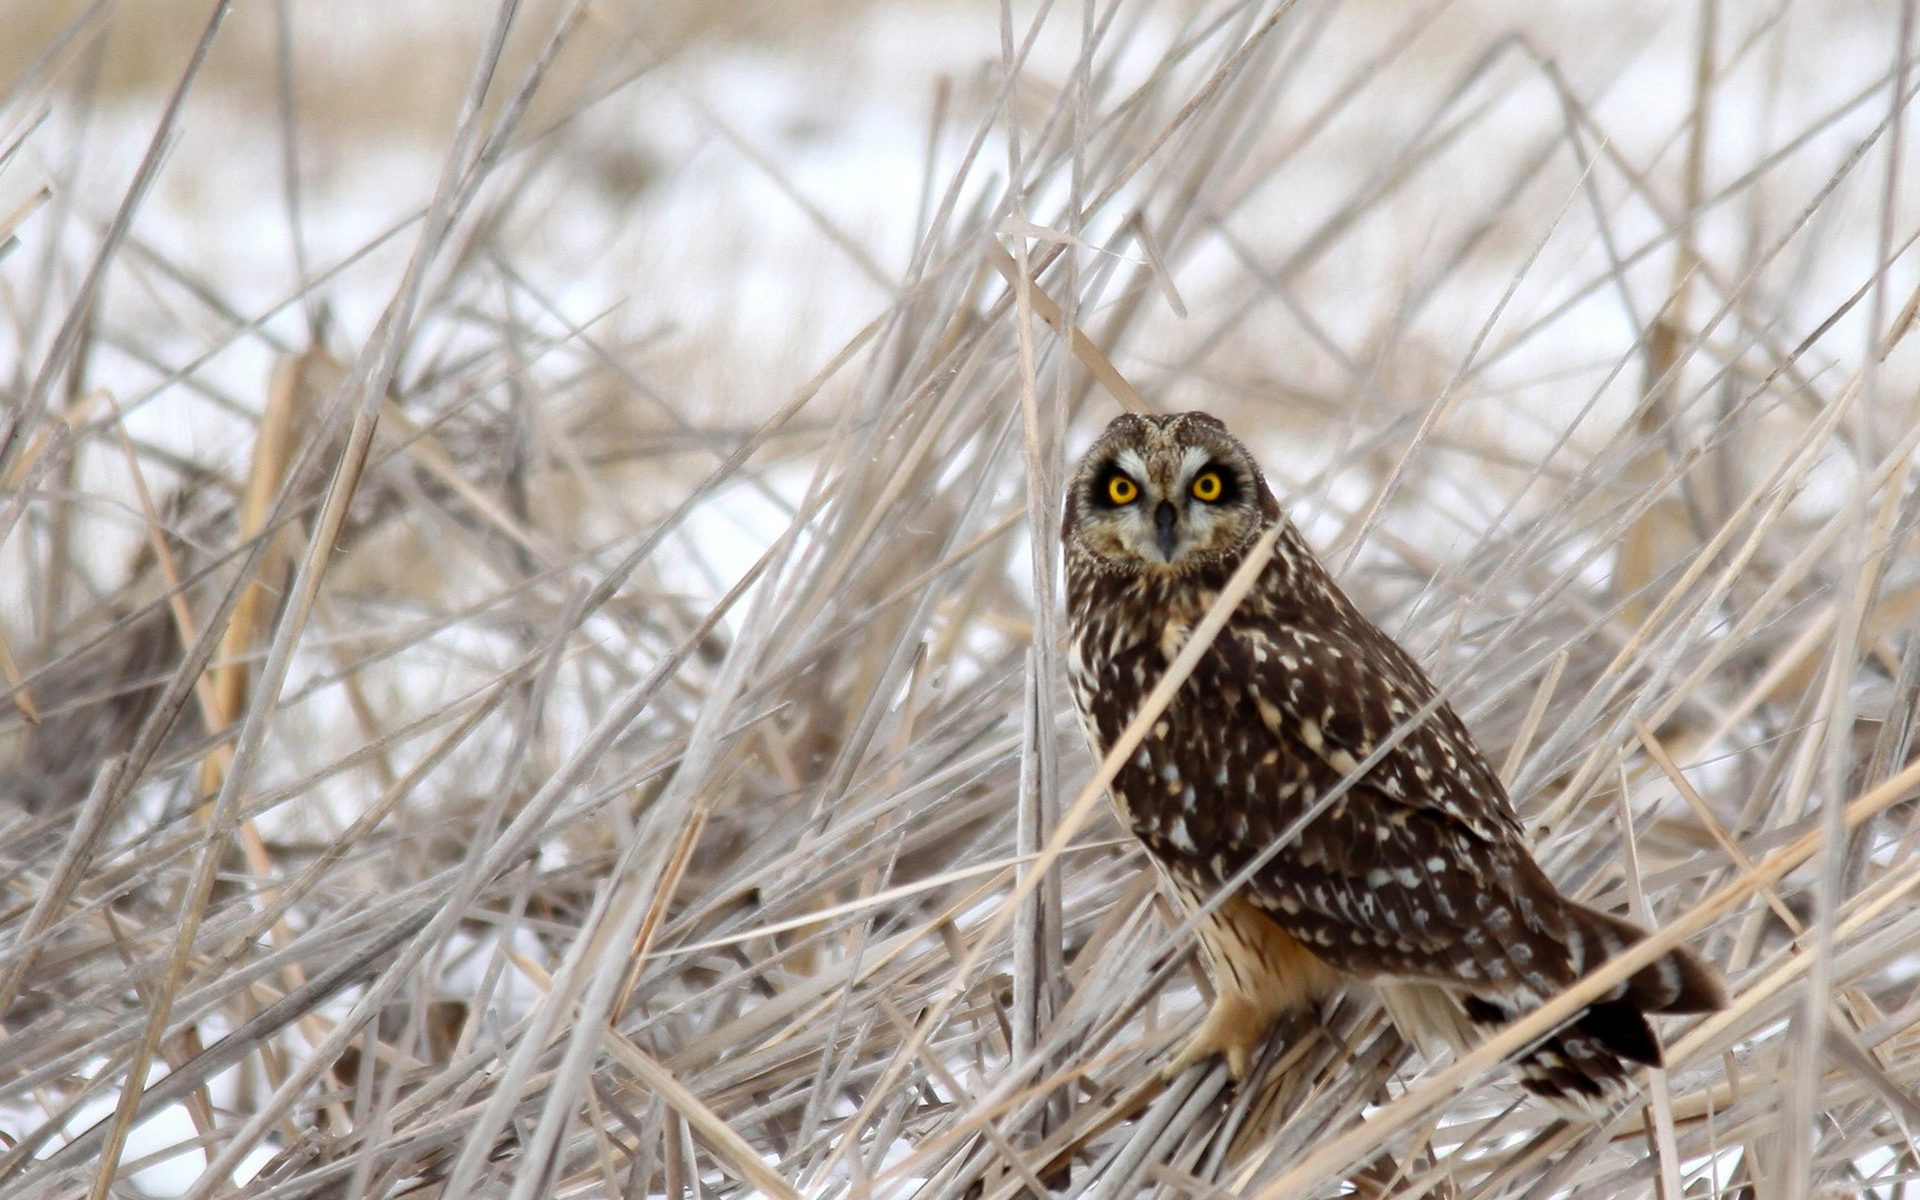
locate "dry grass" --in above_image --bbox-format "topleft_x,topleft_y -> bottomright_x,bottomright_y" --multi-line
2,0 -> 1919,1197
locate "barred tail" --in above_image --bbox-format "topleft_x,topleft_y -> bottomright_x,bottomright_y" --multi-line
1563,903 -> 1725,1016
1466,904 -> 1725,1118
1506,1000 -> 1656,1117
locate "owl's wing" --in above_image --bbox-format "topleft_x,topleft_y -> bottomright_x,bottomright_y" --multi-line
1152,620 -> 1556,990
1228,620 -> 1524,844
1128,616 -> 1718,1100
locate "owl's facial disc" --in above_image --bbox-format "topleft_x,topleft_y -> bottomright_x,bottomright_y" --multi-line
1091,444 -> 1245,570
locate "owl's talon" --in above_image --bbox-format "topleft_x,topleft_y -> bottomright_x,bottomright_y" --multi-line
1161,991 -> 1271,1082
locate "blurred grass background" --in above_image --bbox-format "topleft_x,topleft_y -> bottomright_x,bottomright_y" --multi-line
2,1 -> 1918,1197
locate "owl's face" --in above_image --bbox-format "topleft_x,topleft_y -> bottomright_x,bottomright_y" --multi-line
1063,411 -> 1279,576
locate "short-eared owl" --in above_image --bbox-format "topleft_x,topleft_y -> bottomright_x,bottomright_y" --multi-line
1062,410 -> 1723,1114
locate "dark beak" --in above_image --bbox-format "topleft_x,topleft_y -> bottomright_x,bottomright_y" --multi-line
1155,500 -> 1179,561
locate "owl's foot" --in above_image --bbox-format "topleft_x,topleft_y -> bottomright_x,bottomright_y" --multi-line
1161,989 -> 1276,1081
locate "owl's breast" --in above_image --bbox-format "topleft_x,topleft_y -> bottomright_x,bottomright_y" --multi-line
1067,604 -> 1329,879
1069,635 -> 1216,841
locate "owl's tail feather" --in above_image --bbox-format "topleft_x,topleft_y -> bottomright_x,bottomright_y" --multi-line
1560,902 -> 1726,1016
1507,1005 -> 1647,1117
1464,904 -> 1725,1118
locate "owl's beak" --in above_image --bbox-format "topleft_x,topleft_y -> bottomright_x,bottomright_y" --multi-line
1154,501 -> 1179,561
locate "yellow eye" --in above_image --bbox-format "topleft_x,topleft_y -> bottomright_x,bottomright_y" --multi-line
1106,475 -> 1139,505
1191,470 -> 1223,502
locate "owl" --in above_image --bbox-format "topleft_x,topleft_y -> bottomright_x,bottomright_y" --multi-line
1062,411 -> 1724,1115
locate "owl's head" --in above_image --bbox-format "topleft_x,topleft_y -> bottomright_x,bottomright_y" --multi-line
1063,411 -> 1280,575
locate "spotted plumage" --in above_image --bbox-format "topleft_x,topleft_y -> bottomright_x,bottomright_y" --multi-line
1062,410 -> 1724,1116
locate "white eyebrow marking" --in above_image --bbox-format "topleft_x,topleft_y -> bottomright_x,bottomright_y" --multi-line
1178,446 -> 1210,481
